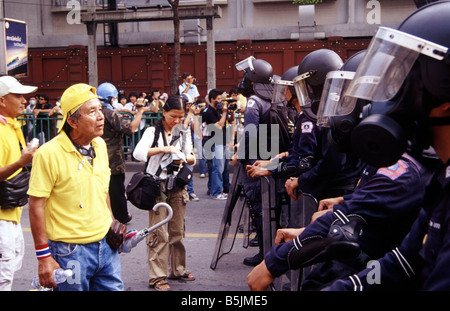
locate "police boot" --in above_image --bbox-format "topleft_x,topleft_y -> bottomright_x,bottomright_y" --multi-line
249,237 -> 260,247
243,249 -> 264,266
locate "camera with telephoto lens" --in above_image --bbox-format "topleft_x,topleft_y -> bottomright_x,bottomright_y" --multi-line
222,98 -> 238,111
194,102 -> 206,108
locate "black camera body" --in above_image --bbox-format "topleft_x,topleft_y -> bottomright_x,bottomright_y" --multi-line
194,102 -> 206,108
223,98 -> 238,111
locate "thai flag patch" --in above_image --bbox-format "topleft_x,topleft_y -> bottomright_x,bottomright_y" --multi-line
376,159 -> 408,180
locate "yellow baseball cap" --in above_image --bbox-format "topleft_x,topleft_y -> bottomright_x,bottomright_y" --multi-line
58,83 -> 98,133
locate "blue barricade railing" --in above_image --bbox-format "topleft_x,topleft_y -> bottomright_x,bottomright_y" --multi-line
19,112 -> 245,157
18,111 -> 162,156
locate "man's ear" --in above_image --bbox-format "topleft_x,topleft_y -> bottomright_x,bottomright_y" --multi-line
66,116 -> 78,129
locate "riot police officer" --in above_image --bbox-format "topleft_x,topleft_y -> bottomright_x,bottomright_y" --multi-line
235,57 -> 275,266
324,1 -> 450,291
246,65 -> 317,181
247,48 -> 439,291
284,49 -> 364,201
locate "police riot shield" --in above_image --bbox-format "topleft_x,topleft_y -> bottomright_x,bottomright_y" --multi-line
270,188 -> 318,291
260,175 -> 291,256
210,163 -> 250,270
260,175 -> 292,291
287,191 -> 318,291
288,191 -> 318,228
261,176 -> 275,255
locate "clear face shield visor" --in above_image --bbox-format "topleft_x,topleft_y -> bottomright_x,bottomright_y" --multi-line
272,79 -> 294,104
235,56 -> 256,72
344,27 -> 448,106
292,71 -> 313,107
316,71 -> 356,127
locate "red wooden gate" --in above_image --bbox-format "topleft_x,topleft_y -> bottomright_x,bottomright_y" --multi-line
22,37 -> 369,102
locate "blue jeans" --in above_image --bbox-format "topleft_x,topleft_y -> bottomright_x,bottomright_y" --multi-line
48,237 -> 124,291
209,144 -> 225,197
195,136 -> 206,175
186,165 -> 194,195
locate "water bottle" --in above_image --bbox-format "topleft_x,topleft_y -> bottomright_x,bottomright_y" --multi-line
31,268 -> 73,291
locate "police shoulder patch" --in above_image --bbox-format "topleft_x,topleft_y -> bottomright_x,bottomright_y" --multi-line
376,159 -> 409,180
301,121 -> 313,133
247,99 -> 256,108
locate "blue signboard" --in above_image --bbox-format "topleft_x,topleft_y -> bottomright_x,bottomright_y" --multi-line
4,18 -> 28,77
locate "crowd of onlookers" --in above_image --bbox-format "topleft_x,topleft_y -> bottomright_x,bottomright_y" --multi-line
20,76 -> 248,204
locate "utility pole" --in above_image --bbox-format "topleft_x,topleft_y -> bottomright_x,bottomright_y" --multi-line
86,0 -> 98,87
0,0 -> 5,75
206,0 -> 216,90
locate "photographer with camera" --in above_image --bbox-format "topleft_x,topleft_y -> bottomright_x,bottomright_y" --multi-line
181,94 -> 202,201
133,95 -> 196,291
178,73 -> 200,102
202,89 -> 235,200
193,98 -> 208,178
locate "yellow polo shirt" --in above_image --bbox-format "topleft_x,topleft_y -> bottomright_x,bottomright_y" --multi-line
0,117 -> 26,222
28,131 -> 112,244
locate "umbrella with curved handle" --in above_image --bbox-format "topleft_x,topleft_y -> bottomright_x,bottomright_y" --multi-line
119,202 -> 173,253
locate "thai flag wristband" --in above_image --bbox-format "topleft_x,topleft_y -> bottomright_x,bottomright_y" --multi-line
35,244 -> 51,260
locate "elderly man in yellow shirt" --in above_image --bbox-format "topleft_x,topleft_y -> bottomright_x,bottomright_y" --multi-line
0,76 -> 38,291
28,83 -> 125,291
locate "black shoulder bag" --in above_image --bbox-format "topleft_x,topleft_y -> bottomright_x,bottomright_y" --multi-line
0,139 -> 31,209
126,124 -> 162,210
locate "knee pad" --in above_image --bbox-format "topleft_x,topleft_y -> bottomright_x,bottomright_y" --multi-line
287,211 -> 367,270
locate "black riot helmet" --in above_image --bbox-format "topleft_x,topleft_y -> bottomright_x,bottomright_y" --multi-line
398,2 -> 450,105
236,57 -> 274,100
340,50 -> 366,72
315,50 -> 368,153
293,49 -> 343,121
298,49 -> 344,87
344,1 -> 450,167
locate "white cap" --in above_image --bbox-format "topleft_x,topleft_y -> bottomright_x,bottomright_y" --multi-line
0,76 -> 37,97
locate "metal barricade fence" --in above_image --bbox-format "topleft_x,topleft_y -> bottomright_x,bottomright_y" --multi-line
18,112 -> 162,156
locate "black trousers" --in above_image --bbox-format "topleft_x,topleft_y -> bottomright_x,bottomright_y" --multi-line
109,173 -> 129,223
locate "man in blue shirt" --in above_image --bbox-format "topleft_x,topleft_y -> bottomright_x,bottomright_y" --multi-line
178,73 -> 200,102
